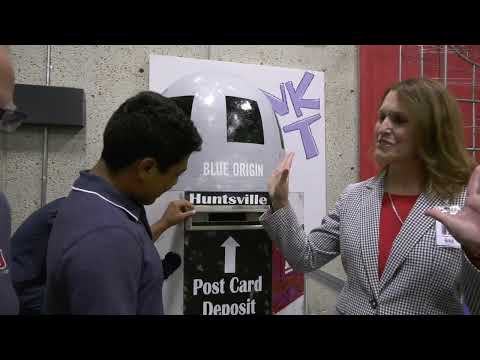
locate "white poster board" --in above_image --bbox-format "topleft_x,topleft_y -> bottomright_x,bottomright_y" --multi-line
149,55 -> 326,234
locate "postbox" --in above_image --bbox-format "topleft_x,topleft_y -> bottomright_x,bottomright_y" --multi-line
145,71 -> 305,315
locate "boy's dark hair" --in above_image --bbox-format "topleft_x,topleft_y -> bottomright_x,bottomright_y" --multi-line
101,91 -> 202,173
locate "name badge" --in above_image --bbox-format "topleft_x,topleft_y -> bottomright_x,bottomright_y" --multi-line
435,205 -> 461,249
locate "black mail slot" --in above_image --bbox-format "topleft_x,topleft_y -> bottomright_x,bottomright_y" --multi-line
186,205 -> 268,231
195,212 -> 261,226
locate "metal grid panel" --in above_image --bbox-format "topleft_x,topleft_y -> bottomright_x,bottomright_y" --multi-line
399,45 -> 480,161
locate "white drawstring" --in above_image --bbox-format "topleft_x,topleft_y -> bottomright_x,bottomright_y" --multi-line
71,186 -> 139,222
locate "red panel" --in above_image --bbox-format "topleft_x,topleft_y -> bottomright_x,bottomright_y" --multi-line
476,102 -> 480,128
460,101 -> 473,126
475,102 -> 480,150
401,45 -> 421,80
460,101 -> 474,149
271,244 -> 303,314
360,45 -> 480,181
423,46 -> 442,80
476,67 -> 480,100
359,45 -> 400,180
447,50 -> 474,99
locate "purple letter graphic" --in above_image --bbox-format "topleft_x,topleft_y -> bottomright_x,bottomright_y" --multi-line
260,84 -> 289,116
283,114 -> 321,159
285,72 -> 320,118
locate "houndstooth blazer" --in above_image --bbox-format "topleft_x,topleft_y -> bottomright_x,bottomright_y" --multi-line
260,174 -> 480,315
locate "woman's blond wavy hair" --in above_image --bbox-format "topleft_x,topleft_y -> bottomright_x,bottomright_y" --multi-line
379,78 -> 476,200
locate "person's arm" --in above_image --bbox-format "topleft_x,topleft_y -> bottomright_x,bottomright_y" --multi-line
63,226 -> 143,315
150,200 -> 195,241
260,153 -> 343,273
426,165 -> 480,267
10,210 -> 49,314
426,165 -> 480,314
10,200 -> 61,314
149,200 -> 194,280
0,192 -> 19,315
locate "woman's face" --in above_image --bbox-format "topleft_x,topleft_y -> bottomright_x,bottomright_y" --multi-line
374,90 -> 418,167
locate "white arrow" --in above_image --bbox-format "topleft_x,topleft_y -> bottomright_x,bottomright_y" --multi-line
221,237 -> 240,274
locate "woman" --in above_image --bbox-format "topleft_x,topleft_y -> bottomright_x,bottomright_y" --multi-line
260,78 -> 480,315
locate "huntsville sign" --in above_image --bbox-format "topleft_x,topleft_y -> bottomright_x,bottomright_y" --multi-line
187,191 -> 270,206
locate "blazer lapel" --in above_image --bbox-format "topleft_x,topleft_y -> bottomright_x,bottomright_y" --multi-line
379,190 -> 444,288
360,175 -> 384,298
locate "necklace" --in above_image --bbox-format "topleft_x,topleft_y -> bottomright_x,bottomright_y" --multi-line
387,192 -> 404,225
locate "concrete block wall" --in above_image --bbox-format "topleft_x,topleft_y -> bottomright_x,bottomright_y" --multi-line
0,45 -> 359,314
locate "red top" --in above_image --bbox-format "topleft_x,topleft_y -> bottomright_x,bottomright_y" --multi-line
378,193 -> 419,278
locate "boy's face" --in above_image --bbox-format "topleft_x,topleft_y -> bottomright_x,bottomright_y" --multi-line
136,156 -> 190,205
